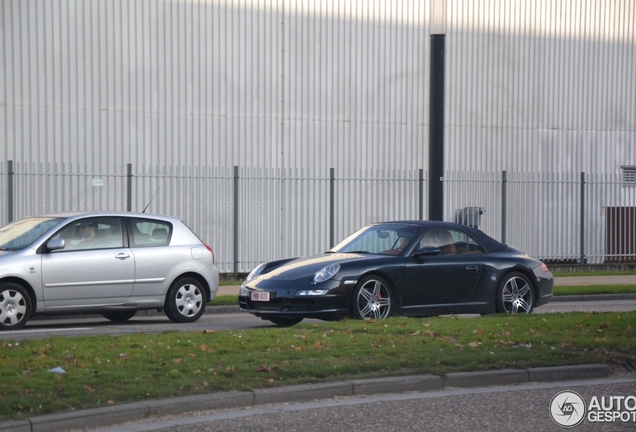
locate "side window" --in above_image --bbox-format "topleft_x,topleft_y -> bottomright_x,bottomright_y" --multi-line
448,230 -> 485,254
129,218 -> 172,247
419,229 -> 457,255
52,218 -> 124,251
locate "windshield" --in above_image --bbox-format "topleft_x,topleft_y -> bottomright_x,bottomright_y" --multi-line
331,224 -> 423,255
0,217 -> 66,251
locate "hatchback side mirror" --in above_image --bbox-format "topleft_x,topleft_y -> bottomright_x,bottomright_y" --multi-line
46,238 -> 66,251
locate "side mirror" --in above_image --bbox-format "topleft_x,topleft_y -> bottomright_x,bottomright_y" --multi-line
413,246 -> 441,257
46,238 -> 66,251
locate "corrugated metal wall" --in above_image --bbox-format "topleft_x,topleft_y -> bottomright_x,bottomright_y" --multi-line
446,0 -> 636,174
1,0 -> 635,270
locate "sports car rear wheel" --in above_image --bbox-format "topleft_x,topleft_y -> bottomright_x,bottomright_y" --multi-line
497,272 -> 534,314
353,275 -> 393,319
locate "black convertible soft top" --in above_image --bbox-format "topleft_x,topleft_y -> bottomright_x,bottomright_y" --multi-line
373,220 -> 510,254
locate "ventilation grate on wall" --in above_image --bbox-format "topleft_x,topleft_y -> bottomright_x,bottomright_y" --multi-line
622,166 -> 636,187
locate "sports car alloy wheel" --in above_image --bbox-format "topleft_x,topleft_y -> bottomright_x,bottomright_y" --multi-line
353,276 -> 393,319
0,283 -> 32,330
164,277 -> 206,323
497,272 -> 534,314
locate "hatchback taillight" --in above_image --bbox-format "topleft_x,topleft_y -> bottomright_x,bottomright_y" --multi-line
205,244 -> 215,263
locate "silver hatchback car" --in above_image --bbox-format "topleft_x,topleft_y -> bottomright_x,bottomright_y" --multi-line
0,212 -> 219,330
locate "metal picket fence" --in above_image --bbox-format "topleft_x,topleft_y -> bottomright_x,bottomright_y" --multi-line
2,160 -> 635,273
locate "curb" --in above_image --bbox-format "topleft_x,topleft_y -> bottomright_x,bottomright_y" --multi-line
0,364 -> 611,432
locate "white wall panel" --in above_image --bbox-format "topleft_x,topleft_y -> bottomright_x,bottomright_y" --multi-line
1,0 -> 636,267
446,0 -> 636,176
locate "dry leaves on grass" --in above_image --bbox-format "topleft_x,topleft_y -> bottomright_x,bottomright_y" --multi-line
256,365 -> 278,373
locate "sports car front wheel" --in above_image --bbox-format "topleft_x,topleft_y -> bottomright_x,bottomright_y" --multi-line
496,272 -> 534,314
353,275 -> 394,320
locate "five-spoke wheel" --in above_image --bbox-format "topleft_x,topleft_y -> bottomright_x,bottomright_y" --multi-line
497,272 -> 534,314
353,275 -> 393,319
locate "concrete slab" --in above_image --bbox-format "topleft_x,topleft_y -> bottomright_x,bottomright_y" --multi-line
29,401 -> 150,432
146,391 -> 254,416
253,381 -> 353,405
444,369 -> 528,388
351,374 -> 443,395
527,364 -> 610,382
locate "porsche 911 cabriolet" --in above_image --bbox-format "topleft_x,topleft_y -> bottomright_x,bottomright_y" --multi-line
239,220 -> 553,326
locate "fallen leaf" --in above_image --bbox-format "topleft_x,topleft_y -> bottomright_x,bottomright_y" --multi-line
202,329 -> 216,334
469,342 -> 479,348
256,365 -> 278,373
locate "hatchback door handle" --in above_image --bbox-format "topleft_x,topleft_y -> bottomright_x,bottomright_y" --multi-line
466,265 -> 479,273
115,253 -> 131,260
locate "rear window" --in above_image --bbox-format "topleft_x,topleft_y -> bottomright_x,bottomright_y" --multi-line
129,218 -> 172,247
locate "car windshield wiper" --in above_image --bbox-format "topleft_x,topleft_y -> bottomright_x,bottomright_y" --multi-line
342,250 -> 370,254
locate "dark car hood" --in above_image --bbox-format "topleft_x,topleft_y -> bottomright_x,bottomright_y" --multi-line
257,252 -> 375,282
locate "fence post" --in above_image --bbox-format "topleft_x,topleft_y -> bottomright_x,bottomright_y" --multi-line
233,166 -> 240,273
330,168 -> 335,247
580,172 -> 587,263
7,160 -> 14,222
126,164 -> 133,212
419,169 -> 424,220
501,170 -> 507,243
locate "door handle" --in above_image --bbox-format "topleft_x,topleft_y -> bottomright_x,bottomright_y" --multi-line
466,265 -> 479,273
115,253 -> 131,260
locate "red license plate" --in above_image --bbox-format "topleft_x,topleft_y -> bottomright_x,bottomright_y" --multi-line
251,291 -> 270,302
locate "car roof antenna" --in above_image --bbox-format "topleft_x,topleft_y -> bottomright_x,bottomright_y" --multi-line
142,188 -> 160,213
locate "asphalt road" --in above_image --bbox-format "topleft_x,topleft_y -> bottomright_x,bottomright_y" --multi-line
1,298 -> 635,341
95,376 -> 636,432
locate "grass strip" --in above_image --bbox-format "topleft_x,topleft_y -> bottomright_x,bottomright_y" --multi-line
1,311 -> 635,421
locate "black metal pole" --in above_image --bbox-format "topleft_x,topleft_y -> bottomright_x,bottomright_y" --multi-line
580,172 -> 586,263
233,166 -> 240,273
419,168 -> 424,220
429,35 -> 445,221
126,163 -> 133,212
330,168 -> 335,247
7,160 -> 14,222
501,170 -> 507,243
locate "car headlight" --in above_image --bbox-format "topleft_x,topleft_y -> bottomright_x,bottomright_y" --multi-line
245,263 -> 266,282
313,263 -> 340,284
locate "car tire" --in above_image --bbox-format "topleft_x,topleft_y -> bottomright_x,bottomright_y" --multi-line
496,272 -> 535,314
164,277 -> 207,323
0,282 -> 32,330
267,317 -> 304,326
352,275 -> 394,320
102,310 -> 138,322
